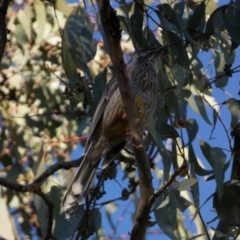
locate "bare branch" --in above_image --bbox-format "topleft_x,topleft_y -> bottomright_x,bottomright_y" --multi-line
0,157 -> 83,239
149,162 -> 187,203
95,0 -> 153,239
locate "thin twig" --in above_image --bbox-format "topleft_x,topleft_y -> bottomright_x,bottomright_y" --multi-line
0,158 -> 83,192
200,92 -> 232,151
149,161 -> 187,203
0,157 -> 83,239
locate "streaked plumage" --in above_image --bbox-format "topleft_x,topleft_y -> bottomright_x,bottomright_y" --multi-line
62,48 -> 164,219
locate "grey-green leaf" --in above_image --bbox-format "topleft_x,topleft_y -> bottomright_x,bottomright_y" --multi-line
194,95 -> 212,125
176,178 -> 198,191
186,118 -> 199,144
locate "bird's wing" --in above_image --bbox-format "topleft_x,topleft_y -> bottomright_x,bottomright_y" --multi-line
87,77 -> 118,144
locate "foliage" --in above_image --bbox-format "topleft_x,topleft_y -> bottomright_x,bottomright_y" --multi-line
1,0 -> 240,239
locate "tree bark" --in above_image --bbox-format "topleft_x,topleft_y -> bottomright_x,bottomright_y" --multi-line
95,1 -> 154,239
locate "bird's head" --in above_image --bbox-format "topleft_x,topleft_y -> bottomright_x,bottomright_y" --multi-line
131,47 -> 166,64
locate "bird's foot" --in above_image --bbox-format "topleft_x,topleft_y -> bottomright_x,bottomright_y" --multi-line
122,108 -> 141,120
122,112 -> 127,119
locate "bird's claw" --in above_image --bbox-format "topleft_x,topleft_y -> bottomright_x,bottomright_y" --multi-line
122,108 -> 141,120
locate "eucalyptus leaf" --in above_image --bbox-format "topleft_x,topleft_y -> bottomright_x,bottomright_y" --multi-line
33,0 -> 46,43
130,1 -> 144,49
189,143 -> 212,176
188,1 -> 206,35
224,3 -> 240,44
176,178 -> 198,191
186,118 -> 198,144
194,95 -> 212,125
210,147 -> 226,198
154,197 -> 178,240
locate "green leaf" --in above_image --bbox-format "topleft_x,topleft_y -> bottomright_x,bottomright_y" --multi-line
164,89 -> 178,112
210,108 -> 218,138
205,6 -> 227,39
173,2 -> 185,20
18,5 -> 32,42
224,3 -> 240,44
0,198 -> 15,240
35,194 -> 48,238
13,24 -> 28,48
6,162 -> 23,181
151,195 -> 169,212
199,140 -> 212,163
118,15 -> 131,36
159,123 -> 179,139
206,160 -> 230,182
189,143 -> 212,176
186,118 -> 198,144
188,1 -> 205,35
160,3 -> 182,34
55,0 -> 74,16
175,194 -> 192,212
142,26 -> 162,48
62,15 -> 81,81
62,12 -> 96,82
200,140 -> 226,198
79,23 -> 96,62
148,119 -> 171,181
213,50 -> 234,88
156,7 -> 179,34
32,143 -> 45,177
51,186 -> 85,239
176,178 -> 198,191
224,98 -> 240,127
190,163 -> 200,208
171,65 -> 185,97
33,0 -> 46,43
130,1 -> 144,49
154,197 -> 178,240
194,95 -> 212,125
147,221 -> 157,228
210,147 -> 226,198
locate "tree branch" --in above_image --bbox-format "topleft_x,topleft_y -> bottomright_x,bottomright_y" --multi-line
0,157 -> 83,239
149,162 -> 187,204
0,0 -> 9,64
95,1 -> 153,239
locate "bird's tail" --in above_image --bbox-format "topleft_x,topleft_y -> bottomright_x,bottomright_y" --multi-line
61,142 -> 98,219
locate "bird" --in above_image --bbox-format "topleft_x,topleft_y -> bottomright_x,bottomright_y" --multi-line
61,47 -> 165,219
